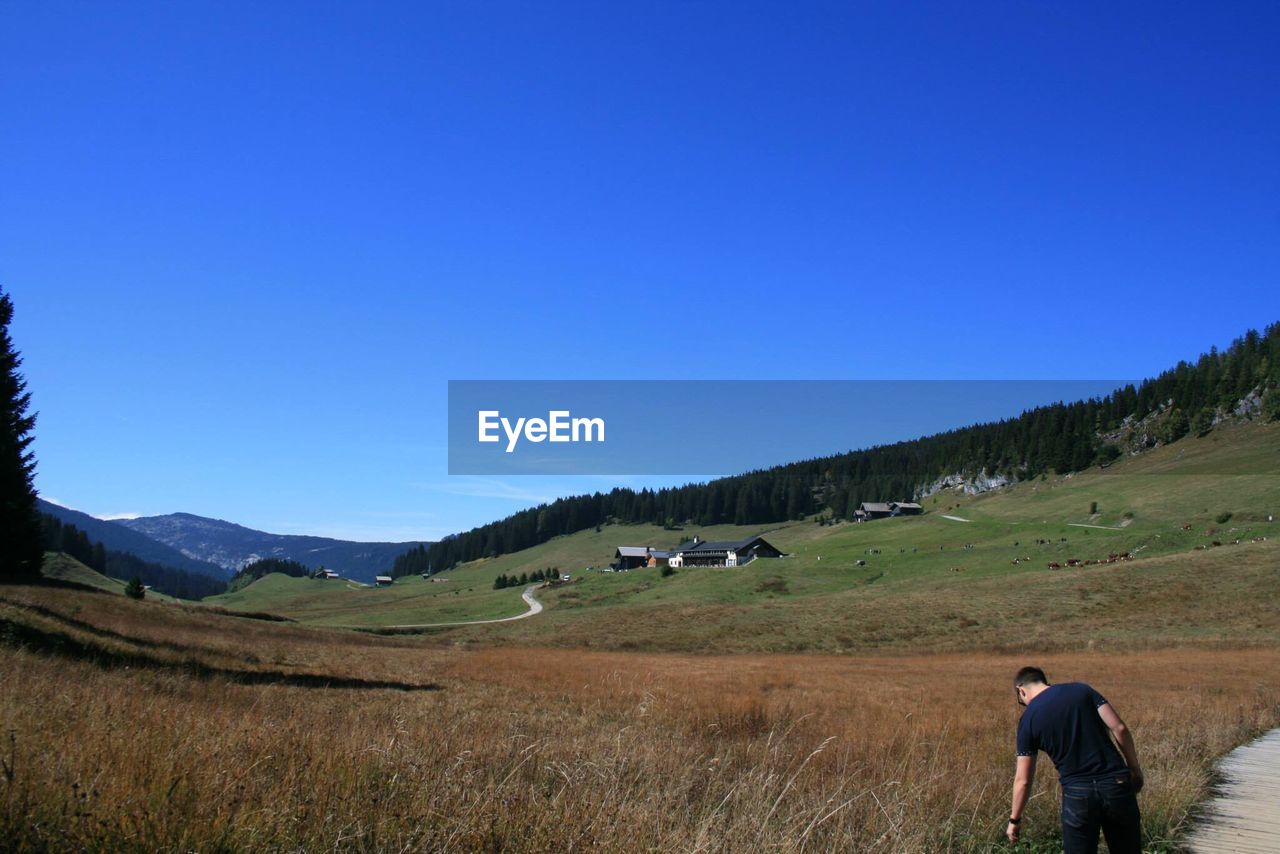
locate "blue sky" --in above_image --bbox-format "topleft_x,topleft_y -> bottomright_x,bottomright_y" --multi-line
3,2 -> 1278,540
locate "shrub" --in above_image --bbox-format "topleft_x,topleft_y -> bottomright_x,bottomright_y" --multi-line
1089,501 -> 1098,515
1215,511 -> 1233,524
124,576 -> 145,600
660,565 -> 675,578
1263,387 -> 1280,422
1191,407 -> 1215,437
1097,444 -> 1122,464
1163,409 -> 1190,443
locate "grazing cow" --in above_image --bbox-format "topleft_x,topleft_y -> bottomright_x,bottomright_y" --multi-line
1211,540 -> 1222,547
1048,562 -> 1062,570
1253,537 -> 1267,543
855,559 -> 866,566
950,566 -> 965,573
1066,559 -> 1082,567
1181,523 -> 1193,531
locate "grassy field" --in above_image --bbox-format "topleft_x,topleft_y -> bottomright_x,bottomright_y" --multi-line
5,419 -> 1277,850
39,552 -> 182,604
205,420 -> 1280,652
204,520 -> 801,627
1,581 -> 1277,852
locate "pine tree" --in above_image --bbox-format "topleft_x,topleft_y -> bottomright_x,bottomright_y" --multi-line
124,576 -> 145,600
0,289 -> 43,582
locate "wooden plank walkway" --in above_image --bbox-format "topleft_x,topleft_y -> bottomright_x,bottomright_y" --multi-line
1185,727 -> 1280,853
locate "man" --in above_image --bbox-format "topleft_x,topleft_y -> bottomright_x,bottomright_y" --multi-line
1007,667 -> 1144,853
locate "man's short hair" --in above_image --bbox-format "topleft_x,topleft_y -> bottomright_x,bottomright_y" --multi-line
1014,666 -> 1048,687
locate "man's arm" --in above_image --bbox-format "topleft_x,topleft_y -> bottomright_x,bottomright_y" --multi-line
1007,754 -> 1036,843
1098,702 -> 1143,791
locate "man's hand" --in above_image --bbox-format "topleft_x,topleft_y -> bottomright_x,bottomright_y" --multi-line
1008,754 -> 1035,845
1131,768 -> 1145,794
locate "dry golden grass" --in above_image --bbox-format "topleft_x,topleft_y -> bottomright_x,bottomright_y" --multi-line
2,583 -> 1278,852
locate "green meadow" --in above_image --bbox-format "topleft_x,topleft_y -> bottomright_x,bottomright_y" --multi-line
196,419 -> 1279,651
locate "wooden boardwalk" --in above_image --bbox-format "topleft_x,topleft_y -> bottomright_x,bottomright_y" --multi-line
1185,727 -> 1280,853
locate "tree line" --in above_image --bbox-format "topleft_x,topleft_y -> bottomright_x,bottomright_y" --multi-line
493,568 -> 558,589
226,557 -> 313,593
393,323 -> 1280,577
40,513 -> 226,599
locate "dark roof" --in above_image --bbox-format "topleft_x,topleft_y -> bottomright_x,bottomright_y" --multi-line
676,535 -> 775,553
860,502 -> 893,513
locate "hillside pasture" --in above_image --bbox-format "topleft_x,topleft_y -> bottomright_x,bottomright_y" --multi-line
200,422 -> 1280,649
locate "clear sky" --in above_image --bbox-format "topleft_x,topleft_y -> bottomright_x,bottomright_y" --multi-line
3,2 -> 1278,541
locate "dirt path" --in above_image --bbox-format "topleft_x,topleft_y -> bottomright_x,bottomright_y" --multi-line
1185,727 -> 1280,852
1067,522 -> 1126,530
940,514 -> 972,522
381,585 -> 544,629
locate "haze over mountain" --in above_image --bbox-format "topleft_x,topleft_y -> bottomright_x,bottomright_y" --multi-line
117,512 -> 430,583
37,499 -> 230,580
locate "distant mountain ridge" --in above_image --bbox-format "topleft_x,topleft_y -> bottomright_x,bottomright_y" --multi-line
37,499 -> 232,580
117,512 -> 430,583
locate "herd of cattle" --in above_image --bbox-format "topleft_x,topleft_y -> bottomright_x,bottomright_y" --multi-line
1044,553 -> 1132,571
1037,531 -> 1268,570
902,526 -> 1268,575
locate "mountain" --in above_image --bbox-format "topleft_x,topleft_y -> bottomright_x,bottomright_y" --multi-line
37,499 -> 231,580
116,513 -> 430,583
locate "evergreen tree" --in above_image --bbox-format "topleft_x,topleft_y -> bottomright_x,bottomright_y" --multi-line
1263,388 -> 1280,422
1191,407 -> 1215,437
0,289 -> 43,582
124,576 -> 145,600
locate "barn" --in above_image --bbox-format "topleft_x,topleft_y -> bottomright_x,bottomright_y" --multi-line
614,546 -> 653,570
858,502 -> 894,520
614,546 -> 673,569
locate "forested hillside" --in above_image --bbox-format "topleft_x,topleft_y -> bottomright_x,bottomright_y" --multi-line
37,499 -> 230,579
226,557 -> 313,593
39,514 -> 226,600
394,324 -> 1280,576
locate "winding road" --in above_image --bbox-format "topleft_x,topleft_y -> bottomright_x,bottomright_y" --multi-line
380,584 -> 544,630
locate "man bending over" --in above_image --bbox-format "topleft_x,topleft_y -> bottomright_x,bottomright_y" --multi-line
1006,666 -> 1144,853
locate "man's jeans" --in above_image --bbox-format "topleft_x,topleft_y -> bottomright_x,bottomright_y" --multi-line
1060,775 -> 1142,854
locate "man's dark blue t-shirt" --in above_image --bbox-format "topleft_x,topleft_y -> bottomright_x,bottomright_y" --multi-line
1016,682 -> 1128,785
